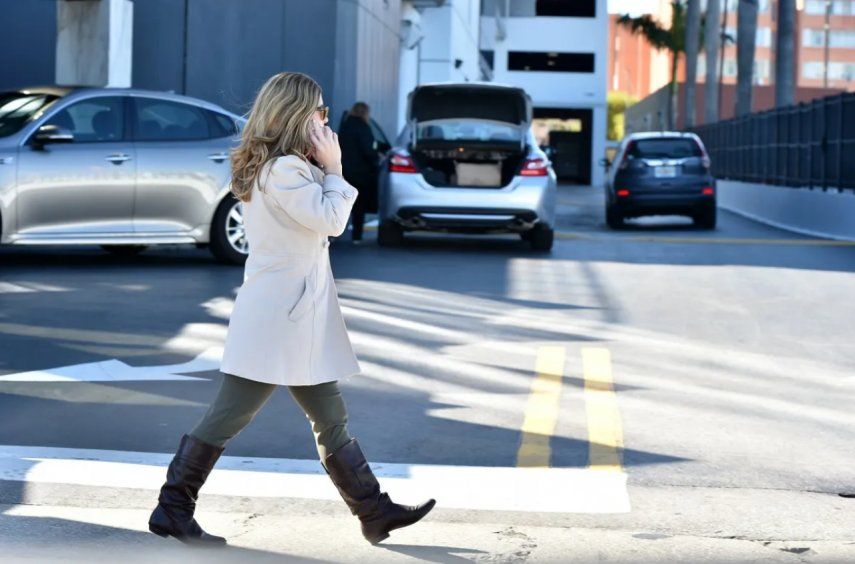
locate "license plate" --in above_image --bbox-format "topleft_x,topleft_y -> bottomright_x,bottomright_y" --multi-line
654,165 -> 677,178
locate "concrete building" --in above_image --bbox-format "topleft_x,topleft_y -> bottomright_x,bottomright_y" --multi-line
480,0 -> 608,186
0,0 -> 404,138
397,0 -> 486,131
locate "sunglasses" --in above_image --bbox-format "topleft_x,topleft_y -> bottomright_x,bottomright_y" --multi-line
316,105 -> 330,121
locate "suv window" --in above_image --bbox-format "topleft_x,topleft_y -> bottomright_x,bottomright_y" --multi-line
44,97 -> 125,142
134,98 -> 209,141
628,138 -> 702,159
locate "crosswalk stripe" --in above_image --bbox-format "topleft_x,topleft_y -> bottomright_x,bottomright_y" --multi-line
0,445 -> 631,514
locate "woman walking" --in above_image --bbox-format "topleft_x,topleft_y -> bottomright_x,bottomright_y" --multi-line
338,102 -> 379,243
148,72 -> 435,547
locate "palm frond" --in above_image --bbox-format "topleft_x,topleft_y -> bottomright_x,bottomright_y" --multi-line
616,14 -> 672,51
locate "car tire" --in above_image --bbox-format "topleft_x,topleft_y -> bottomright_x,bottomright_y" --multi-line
528,224 -> 554,252
693,207 -> 717,230
606,206 -> 624,229
210,196 -> 249,265
377,220 -> 404,247
101,245 -> 147,256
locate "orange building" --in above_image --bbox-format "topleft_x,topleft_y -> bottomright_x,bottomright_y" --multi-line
609,0 -> 855,100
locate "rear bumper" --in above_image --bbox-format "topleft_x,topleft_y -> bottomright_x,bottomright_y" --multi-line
611,193 -> 716,216
380,170 -> 557,232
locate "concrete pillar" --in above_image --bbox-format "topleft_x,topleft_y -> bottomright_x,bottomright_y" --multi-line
56,0 -> 133,88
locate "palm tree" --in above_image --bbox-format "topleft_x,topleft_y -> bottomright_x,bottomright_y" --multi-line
683,0 -> 702,127
617,1 -> 686,129
775,0 -> 796,107
735,0 -> 758,117
703,0 -> 721,123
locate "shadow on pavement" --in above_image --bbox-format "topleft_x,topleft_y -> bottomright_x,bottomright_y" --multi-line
0,513 -> 324,562
380,542 -> 487,562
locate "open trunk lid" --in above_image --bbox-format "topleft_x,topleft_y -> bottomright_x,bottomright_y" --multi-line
408,84 -> 532,125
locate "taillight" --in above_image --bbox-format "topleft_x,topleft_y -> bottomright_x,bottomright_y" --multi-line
520,158 -> 549,177
389,152 -> 417,173
701,186 -> 714,195
616,189 -> 631,197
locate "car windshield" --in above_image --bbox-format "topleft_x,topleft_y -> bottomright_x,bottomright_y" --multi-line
0,92 -> 60,138
629,138 -> 702,159
416,119 -> 520,143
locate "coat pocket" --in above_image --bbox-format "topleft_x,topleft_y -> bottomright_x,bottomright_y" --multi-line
288,271 -> 316,321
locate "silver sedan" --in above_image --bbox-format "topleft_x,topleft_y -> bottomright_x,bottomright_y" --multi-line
0,86 -> 248,263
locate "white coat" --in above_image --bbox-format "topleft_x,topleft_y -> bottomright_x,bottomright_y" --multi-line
220,155 -> 361,386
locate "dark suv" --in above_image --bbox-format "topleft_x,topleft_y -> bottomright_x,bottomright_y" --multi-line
604,132 -> 716,229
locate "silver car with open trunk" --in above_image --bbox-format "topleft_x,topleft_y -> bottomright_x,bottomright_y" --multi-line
377,83 -> 557,250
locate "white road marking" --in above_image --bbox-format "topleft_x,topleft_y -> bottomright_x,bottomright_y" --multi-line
0,445 -> 630,514
0,348 -> 221,382
0,282 -> 69,294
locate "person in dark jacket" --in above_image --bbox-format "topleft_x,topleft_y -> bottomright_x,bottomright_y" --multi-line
338,102 -> 379,242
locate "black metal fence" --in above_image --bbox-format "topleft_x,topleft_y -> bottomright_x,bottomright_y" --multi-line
692,92 -> 855,192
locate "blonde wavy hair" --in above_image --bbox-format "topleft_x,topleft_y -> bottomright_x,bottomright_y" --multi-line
231,72 -> 322,202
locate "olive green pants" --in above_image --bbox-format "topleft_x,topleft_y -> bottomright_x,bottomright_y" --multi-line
190,373 -> 351,460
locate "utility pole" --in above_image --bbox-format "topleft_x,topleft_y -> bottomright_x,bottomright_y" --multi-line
718,0 -> 729,119
823,0 -> 831,88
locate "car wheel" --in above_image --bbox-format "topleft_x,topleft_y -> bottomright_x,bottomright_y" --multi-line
101,245 -> 147,256
377,220 -> 404,247
210,196 -> 249,265
528,224 -> 554,252
693,207 -> 717,229
606,206 -> 624,229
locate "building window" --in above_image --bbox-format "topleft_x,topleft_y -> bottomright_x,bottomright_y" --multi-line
755,27 -> 773,48
723,58 -> 737,78
481,0 -> 596,18
754,59 -> 770,84
508,51 -> 595,73
805,0 -> 855,15
535,0 -> 595,17
803,61 -> 855,81
802,29 -> 855,49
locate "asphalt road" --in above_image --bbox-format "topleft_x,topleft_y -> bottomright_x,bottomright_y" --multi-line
1,184 -> 854,562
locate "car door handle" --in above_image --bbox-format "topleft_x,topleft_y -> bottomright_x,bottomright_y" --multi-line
208,152 -> 229,162
106,153 -> 132,164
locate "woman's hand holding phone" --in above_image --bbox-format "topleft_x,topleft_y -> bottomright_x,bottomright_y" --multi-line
309,121 -> 343,177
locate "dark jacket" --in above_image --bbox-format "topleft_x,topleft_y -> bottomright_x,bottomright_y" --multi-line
339,115 -> 379,212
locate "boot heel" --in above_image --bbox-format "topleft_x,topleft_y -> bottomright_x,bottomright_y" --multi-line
368,532 -> 390,545
149,524 -> 170,538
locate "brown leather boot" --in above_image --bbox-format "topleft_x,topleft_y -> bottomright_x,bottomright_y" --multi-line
324,438 -> 436,544
148,434 -> 226,546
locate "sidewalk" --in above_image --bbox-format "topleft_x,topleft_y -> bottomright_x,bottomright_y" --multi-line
3,479 -> 854,563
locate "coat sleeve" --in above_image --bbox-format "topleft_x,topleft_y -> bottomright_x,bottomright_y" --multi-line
264,155 -> 359,237
357,122 -> 379,166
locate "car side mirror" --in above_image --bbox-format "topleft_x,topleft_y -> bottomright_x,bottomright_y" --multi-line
599,157 -> 611,168
34,124 -> 74,144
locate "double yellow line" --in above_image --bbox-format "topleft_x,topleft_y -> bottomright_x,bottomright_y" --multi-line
516,346 -> 624,471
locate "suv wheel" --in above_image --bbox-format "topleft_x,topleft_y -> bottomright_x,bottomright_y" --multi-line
606,206 -> 624,229
210,196 -> 249,265
528,224 -> 554,252
693,207 -> 717,229
377,220 -> 404,247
